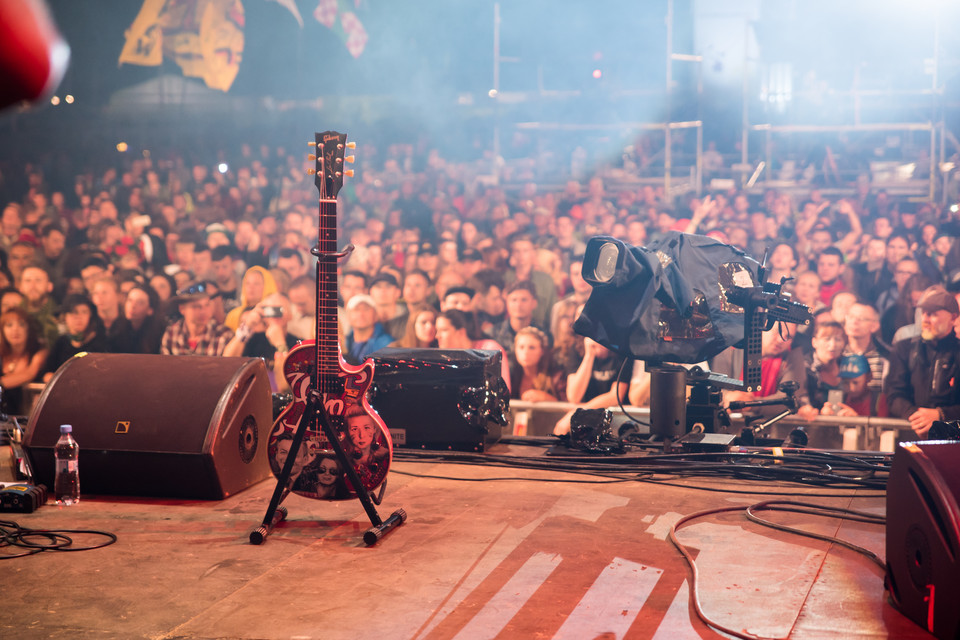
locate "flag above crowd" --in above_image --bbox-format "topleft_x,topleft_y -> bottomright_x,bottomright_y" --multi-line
119,0 -> 368,91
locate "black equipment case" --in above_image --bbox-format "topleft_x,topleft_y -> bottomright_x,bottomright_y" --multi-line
369,348 -> 509,452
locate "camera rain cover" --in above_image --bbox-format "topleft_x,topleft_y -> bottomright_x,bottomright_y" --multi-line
574,232 -> 761,364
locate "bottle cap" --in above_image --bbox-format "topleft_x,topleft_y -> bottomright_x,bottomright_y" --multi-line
60,424 -> 72,433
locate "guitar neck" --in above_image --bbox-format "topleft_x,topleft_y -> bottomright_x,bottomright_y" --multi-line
315,199 -> 340,388
311,130 -> 352,392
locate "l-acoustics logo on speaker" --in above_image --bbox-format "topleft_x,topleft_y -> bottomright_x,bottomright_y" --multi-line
115,421 -> 130,434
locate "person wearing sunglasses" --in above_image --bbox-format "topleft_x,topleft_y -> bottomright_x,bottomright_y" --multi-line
160,281 -> 233,356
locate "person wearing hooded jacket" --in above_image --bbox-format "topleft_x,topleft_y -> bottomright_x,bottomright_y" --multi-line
224,265 -> 278,332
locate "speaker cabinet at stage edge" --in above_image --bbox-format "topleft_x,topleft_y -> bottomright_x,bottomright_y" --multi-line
23,353 -> 274,500
885,440 -> 960,640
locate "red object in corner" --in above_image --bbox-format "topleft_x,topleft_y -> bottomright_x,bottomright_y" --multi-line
0,0 -> 69,110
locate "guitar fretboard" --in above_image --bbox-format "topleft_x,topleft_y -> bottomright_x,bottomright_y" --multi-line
315,200 -> 340,391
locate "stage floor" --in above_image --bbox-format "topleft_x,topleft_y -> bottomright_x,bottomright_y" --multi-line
0,441 -> 932,640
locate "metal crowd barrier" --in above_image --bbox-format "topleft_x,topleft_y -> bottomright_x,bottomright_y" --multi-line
508,400 -> 915,452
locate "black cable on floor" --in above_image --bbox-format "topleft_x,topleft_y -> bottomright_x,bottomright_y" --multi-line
393,447 -> 891,491
393,473 -> 884,501
668,500 -> 887,640
391,468 -> 647,484
639,477 -> 884,499
744,500 -> 886,571
0,519 -> 117,558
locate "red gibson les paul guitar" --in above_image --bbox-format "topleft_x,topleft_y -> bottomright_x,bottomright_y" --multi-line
267,131 -> 392,501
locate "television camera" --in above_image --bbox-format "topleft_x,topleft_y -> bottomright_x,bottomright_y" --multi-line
573,231 -> 813,450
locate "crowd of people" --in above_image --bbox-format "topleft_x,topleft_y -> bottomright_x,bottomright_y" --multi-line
0,138 -> 958,440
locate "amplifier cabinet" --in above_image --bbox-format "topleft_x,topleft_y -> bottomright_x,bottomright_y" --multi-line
370,348 -> 509,452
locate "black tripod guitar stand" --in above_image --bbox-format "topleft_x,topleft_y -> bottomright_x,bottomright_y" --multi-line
249,386 -> 406,546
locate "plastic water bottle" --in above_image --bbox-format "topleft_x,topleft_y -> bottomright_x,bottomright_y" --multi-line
54,424 -> 80,505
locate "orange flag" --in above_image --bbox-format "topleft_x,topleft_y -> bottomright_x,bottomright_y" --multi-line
119,0 -> 244,92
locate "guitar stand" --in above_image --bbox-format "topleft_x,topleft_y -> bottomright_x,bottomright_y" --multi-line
250,389 -> 407,546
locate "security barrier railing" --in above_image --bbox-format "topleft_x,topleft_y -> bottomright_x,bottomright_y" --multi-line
508,400 -> 916,452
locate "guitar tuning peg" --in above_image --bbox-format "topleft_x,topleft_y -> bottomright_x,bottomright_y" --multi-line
308,141 -> 316,147
346,142 -> 356,149
345,155 -> 355,164
306,168 -> 316,176
308,154 -> 316,161
344,169 -> 354,178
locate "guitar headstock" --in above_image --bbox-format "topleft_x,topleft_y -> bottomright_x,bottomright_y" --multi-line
310,131 -> 355,200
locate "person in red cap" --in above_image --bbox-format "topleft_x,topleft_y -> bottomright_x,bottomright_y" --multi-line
885,285 -> 960,437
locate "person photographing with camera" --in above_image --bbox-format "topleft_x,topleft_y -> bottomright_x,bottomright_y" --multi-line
223,292 -> 300,392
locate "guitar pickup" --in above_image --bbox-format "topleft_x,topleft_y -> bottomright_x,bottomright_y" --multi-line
317,377 -> 346,396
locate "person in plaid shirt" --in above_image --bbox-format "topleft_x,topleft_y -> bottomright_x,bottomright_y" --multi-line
161,282 -> 234,356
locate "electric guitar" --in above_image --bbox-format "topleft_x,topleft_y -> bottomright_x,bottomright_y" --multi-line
267,131 -> 392,501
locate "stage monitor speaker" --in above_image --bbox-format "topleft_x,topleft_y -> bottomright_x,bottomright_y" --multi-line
885,440 -> 960,640
370,348 -> 509,452
23,353 -> 273,500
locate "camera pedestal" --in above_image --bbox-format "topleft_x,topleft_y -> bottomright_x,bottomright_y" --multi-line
649,365 -> 687,441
